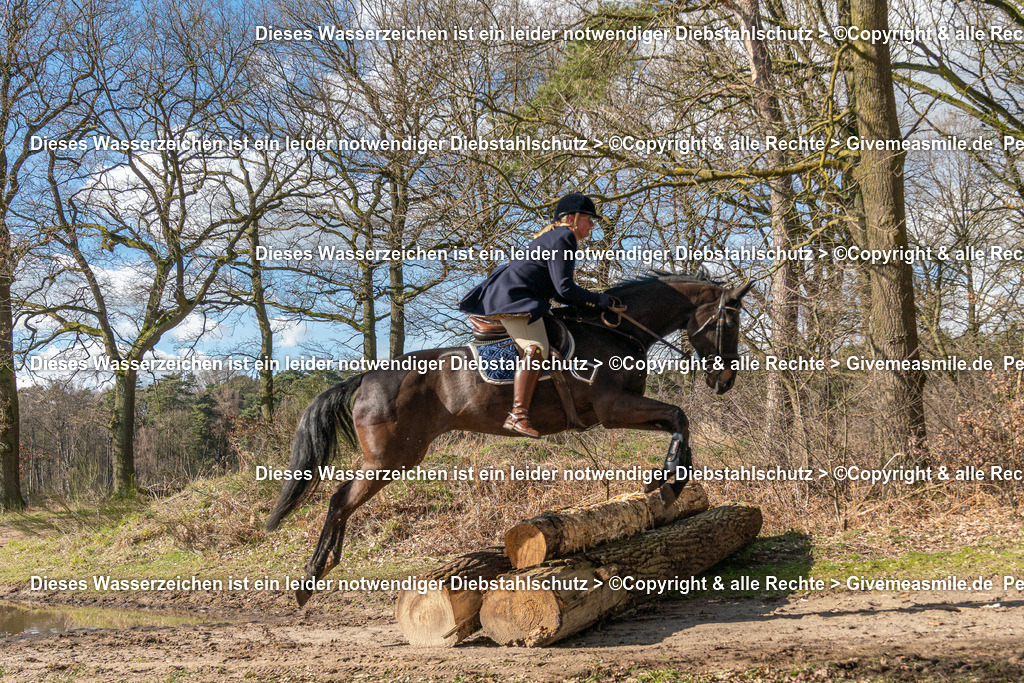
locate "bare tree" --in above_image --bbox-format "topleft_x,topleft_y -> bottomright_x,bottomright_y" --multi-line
23,0 -> 281,494
849,0 -> 927,458
0,0 -> 115,508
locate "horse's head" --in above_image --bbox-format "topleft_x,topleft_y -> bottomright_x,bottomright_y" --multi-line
686,281 -> 754,394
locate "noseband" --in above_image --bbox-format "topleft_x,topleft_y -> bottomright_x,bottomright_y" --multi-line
691,291 -> 742,363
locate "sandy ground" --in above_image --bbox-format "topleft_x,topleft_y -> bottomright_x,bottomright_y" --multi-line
2,586 -> 1023,682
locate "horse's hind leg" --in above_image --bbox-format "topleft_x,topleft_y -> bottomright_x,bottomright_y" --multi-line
296,474 -> 389,607
296,422 -> 439,607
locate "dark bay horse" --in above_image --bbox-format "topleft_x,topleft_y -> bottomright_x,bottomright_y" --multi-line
267,272 -> 753,606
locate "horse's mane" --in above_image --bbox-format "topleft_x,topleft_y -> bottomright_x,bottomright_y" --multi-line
606,267 -> 725,295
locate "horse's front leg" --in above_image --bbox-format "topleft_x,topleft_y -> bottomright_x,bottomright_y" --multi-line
595,394 -> 693,499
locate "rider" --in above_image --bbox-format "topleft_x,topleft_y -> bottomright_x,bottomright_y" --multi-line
459,192 -> 613,438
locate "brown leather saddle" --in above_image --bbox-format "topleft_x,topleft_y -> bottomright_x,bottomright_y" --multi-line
468,315 -> 574,357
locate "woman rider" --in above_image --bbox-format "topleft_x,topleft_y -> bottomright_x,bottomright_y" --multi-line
459,193 -> 613,438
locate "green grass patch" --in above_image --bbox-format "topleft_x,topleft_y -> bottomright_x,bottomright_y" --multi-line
4,444 -> 1023,610
697,529 -> 1024,599
813,545 -> 1024,587
0,470 -> 438,597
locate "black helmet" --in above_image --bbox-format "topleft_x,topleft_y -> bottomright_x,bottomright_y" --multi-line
554,192 -> 603,222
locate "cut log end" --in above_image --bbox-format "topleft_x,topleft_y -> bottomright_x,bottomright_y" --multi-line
394,547 -> 513,647
395,588 -> 460,647
504,524 -> 548,569
477,587 -> 561,646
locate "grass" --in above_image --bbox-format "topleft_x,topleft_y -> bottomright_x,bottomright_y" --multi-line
2,430 -> 1023,611
699,524 -> 1024,600
0,470 -> 438,602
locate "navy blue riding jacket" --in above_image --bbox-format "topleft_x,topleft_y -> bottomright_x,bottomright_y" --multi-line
459,226 -> 605,323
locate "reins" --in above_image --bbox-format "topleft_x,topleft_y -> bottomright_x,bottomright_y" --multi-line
600,290 -> 741,362
601,308 -> 691,358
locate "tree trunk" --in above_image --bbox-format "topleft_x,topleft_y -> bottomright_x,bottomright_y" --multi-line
359,212 -> 377,361
850,0 -> 927,460
361,263 -> 377,361
388,261 -> 404,359
250,224 -> 274,423
395,546 -> 513,646
504,483 -> 709,568
257,320 -> 274,423
110,369 -> 138,495
480,504 -> 763,646
840,0 -> 874,355
0,251 -> 22,510
725,0 -> 801,465
387,173 -> 407,359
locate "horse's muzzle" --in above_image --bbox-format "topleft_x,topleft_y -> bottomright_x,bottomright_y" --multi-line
707,369 -> 735,394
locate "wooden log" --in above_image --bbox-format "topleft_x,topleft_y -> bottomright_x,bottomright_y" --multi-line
504,482 -> 710,569
480,504 -> 762,647
395,546 -> 512,647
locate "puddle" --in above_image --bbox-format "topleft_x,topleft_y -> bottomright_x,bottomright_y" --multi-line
0,601 -> 206,636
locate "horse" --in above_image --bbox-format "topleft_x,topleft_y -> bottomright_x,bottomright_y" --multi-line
266,272 -> 753,606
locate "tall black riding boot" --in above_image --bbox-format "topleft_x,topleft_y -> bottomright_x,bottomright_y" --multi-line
504,345 -> 543,438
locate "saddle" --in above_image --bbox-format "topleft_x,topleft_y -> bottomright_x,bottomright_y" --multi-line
468,315 -> 574,356
465,314 -> 590,430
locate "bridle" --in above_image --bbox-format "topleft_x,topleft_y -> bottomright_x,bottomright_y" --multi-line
688,290 -> 743,363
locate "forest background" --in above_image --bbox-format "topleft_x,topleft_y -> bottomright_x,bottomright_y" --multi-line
2,0 -> 1023,529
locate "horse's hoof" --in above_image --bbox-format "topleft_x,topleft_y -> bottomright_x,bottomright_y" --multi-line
644,466 -> 668,494
296,588 -> 311,608
658,482 -> 679,507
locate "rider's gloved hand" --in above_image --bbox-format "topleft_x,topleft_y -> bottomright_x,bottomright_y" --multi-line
597,293 -> 613,310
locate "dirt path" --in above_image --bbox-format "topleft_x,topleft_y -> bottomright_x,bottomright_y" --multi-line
2,589 -> 1023,681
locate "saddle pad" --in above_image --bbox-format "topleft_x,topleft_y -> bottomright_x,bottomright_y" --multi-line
469,337 -> 520,382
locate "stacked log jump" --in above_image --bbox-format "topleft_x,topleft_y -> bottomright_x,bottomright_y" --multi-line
395,483 -> 762,647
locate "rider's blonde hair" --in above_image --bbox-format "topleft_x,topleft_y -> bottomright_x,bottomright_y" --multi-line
534,215 -> 574,238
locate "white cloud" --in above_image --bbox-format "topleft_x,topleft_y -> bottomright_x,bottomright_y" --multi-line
21,342 -> 230,389
271,318 -> 309,348
172,313 -> 224,342
21,340 -> 112,389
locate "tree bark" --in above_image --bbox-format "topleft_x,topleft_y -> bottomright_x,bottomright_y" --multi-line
395,546 -> 513,646
504,483 -> 709,569
0,244 -> 22,509
250,223 -> 274,423
480,504 -> 763,646
388,260 -> 405,359
360,260 -> 377,361
110,369 -> 138,495
724,0 -> 801,465
388,174 -> 407,359
850,0 -> 927,460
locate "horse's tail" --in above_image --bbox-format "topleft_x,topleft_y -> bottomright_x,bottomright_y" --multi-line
265,374 -> 363,531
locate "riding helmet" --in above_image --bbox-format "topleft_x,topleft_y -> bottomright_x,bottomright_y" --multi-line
554,193 -> 603,221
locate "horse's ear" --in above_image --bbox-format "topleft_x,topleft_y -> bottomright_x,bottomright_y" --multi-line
729,280 -> 754,303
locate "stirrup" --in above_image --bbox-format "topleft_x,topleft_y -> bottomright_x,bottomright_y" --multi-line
504,412 -> 540,438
